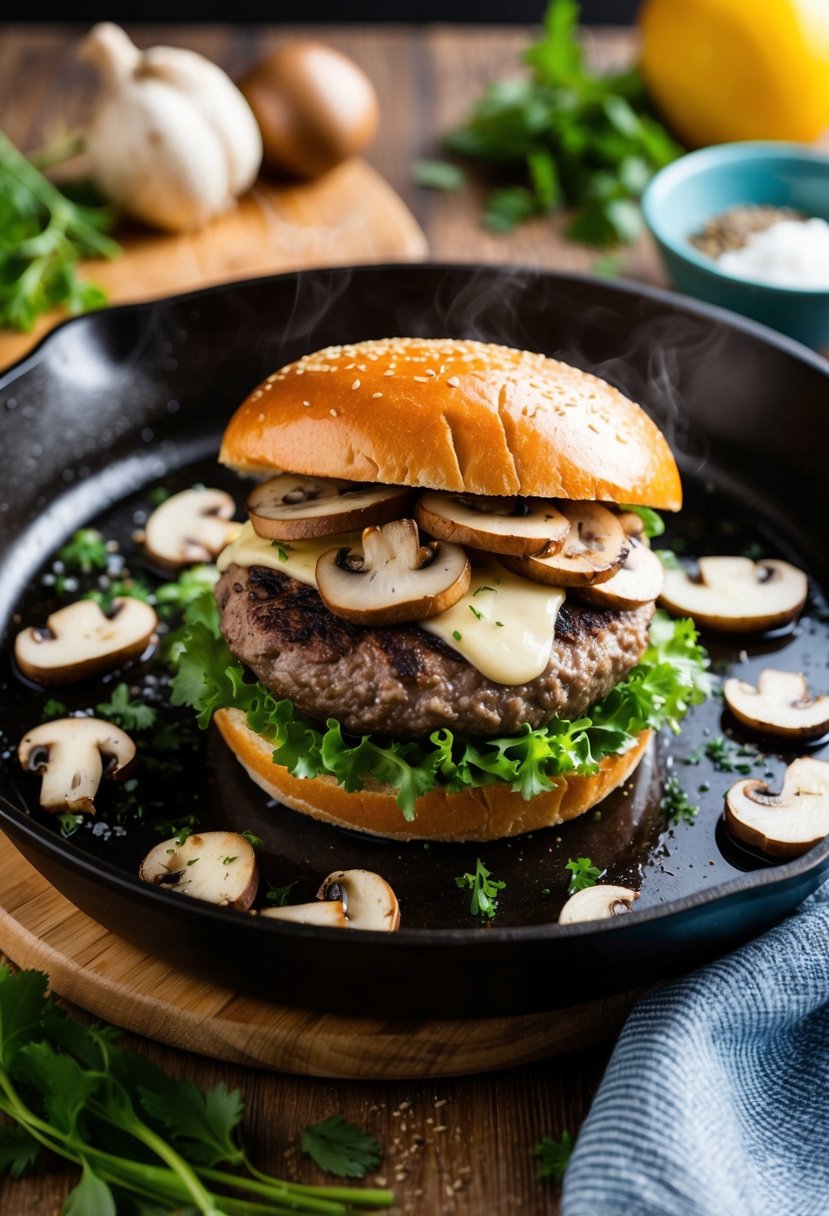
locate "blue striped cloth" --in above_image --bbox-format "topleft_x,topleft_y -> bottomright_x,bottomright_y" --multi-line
561,880 -> 829,1216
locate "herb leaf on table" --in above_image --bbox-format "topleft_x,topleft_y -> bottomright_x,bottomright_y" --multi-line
0,132 -> 120,332
301,1114 -> 382,1179
426,0 -> 681,244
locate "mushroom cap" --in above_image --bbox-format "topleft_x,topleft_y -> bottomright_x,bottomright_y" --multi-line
317,869 -> 401,931
659,556 -> 808,634
247,475 -> 413,540
219,338 -> 682,509
143,486 -> 236,569
724,669 -> 829,740
558,884 -> 640,925
724,756 -> 829,858
415,491 -> 570,558
578,537 -> 665,610
501,502 -> 628,588
14,597 -> 158,686
18,716 -> 136,813
315,518 -> 471,626
139,831 -> 259,909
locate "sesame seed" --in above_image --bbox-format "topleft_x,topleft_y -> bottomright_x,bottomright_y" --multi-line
383,370 -> 395,377
302,400 -> 311,407
330,408 -> 338,417
257,413 -> 265,422
352,379 -> 361,390
588,422 -> 600,433
447,377 -> 460,387
425,369 -> 436,377
413,375 -> 429,382
372,392 -> 383,399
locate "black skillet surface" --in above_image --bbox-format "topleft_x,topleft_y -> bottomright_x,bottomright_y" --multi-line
1,264 -> 828,1019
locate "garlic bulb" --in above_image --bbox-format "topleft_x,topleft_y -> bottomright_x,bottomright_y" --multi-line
81,23 -> 263,232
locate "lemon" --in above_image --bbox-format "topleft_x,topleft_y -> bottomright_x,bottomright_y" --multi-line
639,0 -> 829,146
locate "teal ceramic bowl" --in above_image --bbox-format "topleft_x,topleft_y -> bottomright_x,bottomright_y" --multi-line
642,142 -> 829,348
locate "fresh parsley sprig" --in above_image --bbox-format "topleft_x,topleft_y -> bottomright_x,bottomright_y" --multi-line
95,682 -> 157,731
0,132 -> 120,332
416,0 -> 681,243
533,1130 -> 573,1182
301,1115 -> 382,1179
455,858 -> 506,920
0,968 -> 393,1212
564,856 -> 603,894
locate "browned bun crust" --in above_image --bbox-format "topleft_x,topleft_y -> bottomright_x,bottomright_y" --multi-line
214,707 -> 652,842
219,338 -> 681,510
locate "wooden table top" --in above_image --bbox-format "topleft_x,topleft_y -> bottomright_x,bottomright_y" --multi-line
0,22 -> 654,1216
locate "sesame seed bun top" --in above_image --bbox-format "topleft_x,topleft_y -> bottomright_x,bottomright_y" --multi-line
219,337 -> 682,510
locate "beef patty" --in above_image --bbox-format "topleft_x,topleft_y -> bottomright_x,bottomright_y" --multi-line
216,564 -> 655,739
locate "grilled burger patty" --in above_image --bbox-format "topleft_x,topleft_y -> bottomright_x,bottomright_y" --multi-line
216,564 -> 655,739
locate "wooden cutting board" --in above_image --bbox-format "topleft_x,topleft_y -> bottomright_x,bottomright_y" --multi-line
0,833 -> 639,1079
0,159 -> 428,371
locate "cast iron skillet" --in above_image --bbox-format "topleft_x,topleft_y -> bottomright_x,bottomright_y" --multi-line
1,264 -> 828,1019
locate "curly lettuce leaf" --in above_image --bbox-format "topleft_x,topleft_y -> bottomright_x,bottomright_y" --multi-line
170,605 -> 709,821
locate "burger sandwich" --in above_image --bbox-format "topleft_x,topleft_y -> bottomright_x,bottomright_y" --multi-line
173,337 -> 708,841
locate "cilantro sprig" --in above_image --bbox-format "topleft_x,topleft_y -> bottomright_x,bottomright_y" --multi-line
455,858 -> 506,920
0,133 -> 120,332
171,601 -> 709,822
0,967 -> 393,1212
419,0 -> 681,243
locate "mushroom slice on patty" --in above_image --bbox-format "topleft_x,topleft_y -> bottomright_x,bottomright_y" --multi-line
143,487 -> 238,569
577,537 -> 664,610
501,502 -> 628,587
317,869 -> 400,931
724,756 -> 829,858
14,597 -> 158,686
415,491 -> 569,557
724,669 -> 829,740
18,717 -> 136,813
558,884 -> 640,925
247,474 -> 414,540
140,831 -> 259,910
659,556 -> 807,633
316,518 -> 470,626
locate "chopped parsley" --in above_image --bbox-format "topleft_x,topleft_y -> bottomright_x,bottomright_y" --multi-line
455,858 -> 506,920
241,830 -> 262,850
41,698 -> 67,719
56,528 -> 110,574
452,629 -> 463,641
661,775 -> 699,823
95,683 -> 157,731
473,585 -> 497,596
271,543 -> 289,562
684,735 -> 760,774
469,604 -> 484,620
565,856 -> 603,894
265,881 -> 297,907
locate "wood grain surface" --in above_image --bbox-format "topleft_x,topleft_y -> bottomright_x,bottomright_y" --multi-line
0,23 -> 649,1215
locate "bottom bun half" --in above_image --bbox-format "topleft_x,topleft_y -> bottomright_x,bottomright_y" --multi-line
214,707 -> 652,842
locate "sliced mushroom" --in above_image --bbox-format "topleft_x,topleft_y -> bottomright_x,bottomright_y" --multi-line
415,491 -> 569,558
259,901 -> 348,927
617,511 -> 645,540
577,538 -> 665,610
143,487 -> 238,569
501,502 -> 628,588
139,831 -> 259,910
247,474 -> 413,540
558,885 -> 640,925
659,556 -> 808,633
724,669 -> 829,740
316,518 -> 470,626
15,598 -> 158,686
18,717 -> 135,813
317,868 -> 400,931
724,757 -> 829,858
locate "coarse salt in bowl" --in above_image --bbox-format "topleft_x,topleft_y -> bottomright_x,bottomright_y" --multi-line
642,142 -> 829,349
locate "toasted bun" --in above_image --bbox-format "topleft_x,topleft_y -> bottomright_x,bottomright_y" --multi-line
215,707 -> 652,842
220,338 -> 681,510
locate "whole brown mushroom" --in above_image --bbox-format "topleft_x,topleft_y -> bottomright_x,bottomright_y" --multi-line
239,42 -> 379,180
